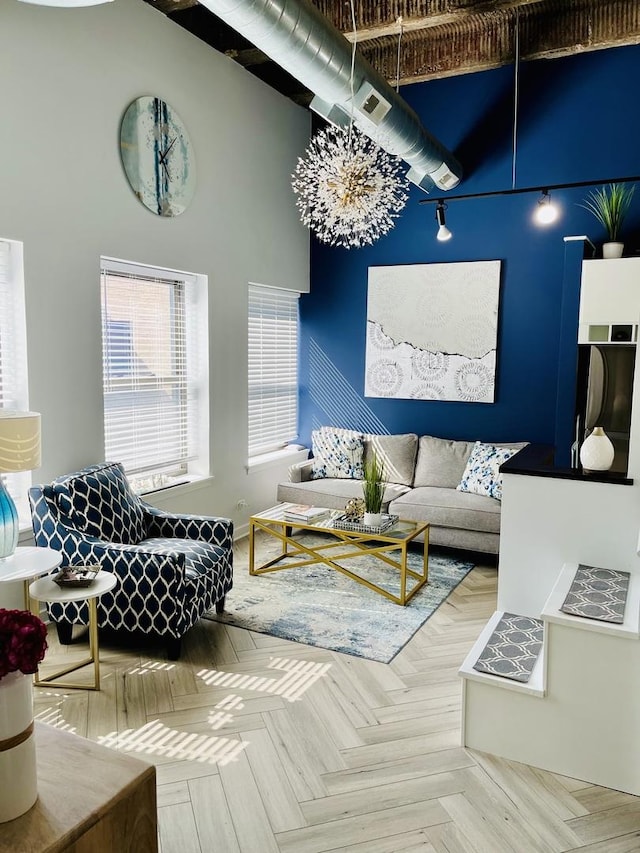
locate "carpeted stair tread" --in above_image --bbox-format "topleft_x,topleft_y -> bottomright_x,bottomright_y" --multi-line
472,612 -> 543,683
560,564 -> 630,624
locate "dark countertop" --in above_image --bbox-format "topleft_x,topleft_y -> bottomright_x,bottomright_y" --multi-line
500,443 -> 634,486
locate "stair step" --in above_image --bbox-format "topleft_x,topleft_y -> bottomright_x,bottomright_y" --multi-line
542,562 -> 640,639
458,610 -> 546,697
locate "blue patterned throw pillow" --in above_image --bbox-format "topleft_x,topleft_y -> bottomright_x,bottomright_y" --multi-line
456,441 -> 520,501
311,429 -> 365,479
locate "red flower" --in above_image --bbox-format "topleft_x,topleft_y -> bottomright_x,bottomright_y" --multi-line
0,609 -> 48,679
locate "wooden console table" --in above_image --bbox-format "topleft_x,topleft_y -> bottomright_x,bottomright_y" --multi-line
0,722 -> 157,852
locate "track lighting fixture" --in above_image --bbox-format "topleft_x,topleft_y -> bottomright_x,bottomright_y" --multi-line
435,201 -> 452,242
534,190 -> 559,225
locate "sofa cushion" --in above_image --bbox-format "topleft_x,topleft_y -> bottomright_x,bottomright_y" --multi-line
364,433 -> 418,486
277,478 -> 410,513
413,435 -> 475,489
389,486 -> 501,534
52,462 -> 147,545
311,429 -> 365,480
457,441 -> 523,501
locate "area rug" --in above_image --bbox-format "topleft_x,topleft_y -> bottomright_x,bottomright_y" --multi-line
205,540 -> 475,663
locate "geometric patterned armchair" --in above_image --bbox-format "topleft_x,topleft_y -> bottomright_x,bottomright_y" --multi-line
29,462 -> 233,660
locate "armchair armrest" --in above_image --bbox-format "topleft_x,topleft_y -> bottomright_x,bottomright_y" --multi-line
288,458 -> 314,483
141,503 -> 233,550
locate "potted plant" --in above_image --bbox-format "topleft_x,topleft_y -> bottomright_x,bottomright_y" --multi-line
362,451 -> 385,527
579,183 -> 635,258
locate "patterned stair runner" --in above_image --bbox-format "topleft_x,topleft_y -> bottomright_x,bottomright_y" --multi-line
560,564 -> 630,624
473,612 -> 543,683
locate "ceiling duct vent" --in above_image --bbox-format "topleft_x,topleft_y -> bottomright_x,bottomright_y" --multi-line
197,0 -> 462,192
309,95 -> 351,129
351,82 -> 392,127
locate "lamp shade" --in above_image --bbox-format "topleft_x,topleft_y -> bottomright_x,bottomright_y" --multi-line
0,412 -> 41,473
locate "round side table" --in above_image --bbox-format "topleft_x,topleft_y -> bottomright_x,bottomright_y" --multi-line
0,547 -> 62,612
29,571 -> 117,691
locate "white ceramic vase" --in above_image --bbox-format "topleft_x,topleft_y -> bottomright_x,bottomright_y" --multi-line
363,512 -> 383,528
602,242 -> 624,259
580,426 -> 615,473
0,671 -> 38,823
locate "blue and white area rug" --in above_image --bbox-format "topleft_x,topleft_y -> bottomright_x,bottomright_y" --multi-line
205,541 -> 475,663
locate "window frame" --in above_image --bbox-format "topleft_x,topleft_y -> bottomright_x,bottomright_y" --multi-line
0,238 -> 33,524
100,256 -> 209,493
248,283 -> 300,461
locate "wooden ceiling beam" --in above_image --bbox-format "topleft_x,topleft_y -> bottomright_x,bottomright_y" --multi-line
337,0 -> 545,43
360,0 -> 640,85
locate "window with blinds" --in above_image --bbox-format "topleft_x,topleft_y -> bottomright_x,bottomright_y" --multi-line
248,284 -> 299,458
0,239 -> 31,518
101,258 -> 208,490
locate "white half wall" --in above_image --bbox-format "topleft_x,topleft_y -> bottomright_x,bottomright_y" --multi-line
1,0 -> 310,533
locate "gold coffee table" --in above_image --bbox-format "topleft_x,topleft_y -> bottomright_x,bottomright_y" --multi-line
249,504 -> 429,605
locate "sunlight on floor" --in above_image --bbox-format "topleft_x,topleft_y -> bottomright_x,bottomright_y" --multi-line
196,655 -> 332,702
98,719 -> 250,766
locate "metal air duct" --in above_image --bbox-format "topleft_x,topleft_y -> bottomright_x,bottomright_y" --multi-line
197,0 -> 462,191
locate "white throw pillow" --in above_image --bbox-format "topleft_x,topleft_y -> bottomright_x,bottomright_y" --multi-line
311,428 -> 365,479
456,441 -> 520,501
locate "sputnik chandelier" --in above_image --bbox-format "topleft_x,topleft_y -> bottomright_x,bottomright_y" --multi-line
292,124 -> 409,249
291,3 -> 409,249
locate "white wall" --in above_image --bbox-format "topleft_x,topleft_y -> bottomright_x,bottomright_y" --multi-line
1,0 -> 310,532
498,287 -> 640,616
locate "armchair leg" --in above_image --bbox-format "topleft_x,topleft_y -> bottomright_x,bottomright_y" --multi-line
55,621 -> 74,645
166,637 -> 182,661
215,596 -> 226,615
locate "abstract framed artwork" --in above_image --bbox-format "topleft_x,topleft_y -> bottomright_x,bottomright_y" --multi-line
365,261 -> 502,403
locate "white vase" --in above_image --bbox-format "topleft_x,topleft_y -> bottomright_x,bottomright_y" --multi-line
363,512 -> 383,527
580,426 -> 615,473
602,242 -> 624,259
0,671 -> 38,822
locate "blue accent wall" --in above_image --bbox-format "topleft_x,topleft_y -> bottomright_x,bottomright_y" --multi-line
299,44 -> 640,450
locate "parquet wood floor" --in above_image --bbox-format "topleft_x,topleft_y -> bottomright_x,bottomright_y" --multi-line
32,534 -> 640,852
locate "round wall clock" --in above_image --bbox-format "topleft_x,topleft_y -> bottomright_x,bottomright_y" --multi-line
120,96 -> 196,217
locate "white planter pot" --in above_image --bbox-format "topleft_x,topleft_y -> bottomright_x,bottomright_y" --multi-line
602,242 -> 624,259
0,671 -> 38,823
580,426 -> 615,473
363,512 -> 383,527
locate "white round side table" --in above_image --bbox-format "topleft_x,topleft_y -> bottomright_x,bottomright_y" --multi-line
29,571 -> 117,691
0,546 -> 62,612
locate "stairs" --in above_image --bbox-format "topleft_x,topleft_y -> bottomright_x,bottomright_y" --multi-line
459,562 -> 640,795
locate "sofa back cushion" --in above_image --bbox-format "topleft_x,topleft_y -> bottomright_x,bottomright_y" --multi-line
413,435 -> 475,489
364,433 -> 418,486
311,429 -> 365,479
52,462 -> 146,544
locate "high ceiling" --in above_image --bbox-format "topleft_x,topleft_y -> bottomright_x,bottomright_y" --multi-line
143,0 -> 640,106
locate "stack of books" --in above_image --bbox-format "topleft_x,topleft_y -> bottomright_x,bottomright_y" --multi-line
283,504 -> 331,523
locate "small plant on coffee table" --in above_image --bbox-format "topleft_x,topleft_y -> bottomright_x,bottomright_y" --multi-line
362,452 -> 385,516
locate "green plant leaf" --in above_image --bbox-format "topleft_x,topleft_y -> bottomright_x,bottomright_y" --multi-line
578,183 -> 635,241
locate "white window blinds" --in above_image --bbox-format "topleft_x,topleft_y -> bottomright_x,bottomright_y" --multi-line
101,260 -> 204,484
248,284 -> 299,457
0,239 -> 31,514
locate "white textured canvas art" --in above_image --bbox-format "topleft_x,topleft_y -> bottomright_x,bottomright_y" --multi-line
365,261 -> 501,403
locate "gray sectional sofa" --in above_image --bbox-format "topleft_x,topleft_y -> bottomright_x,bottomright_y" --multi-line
277,432 -> 527,555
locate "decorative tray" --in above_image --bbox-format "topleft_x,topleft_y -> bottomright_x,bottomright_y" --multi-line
332,514 -> 399,535
52,567 -> 100,588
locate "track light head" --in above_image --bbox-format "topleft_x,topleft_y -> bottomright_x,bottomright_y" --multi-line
435,201 -> 452,242
534,189 -> 559,225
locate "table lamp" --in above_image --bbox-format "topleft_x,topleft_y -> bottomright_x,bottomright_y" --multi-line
0,411 -> 41,559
